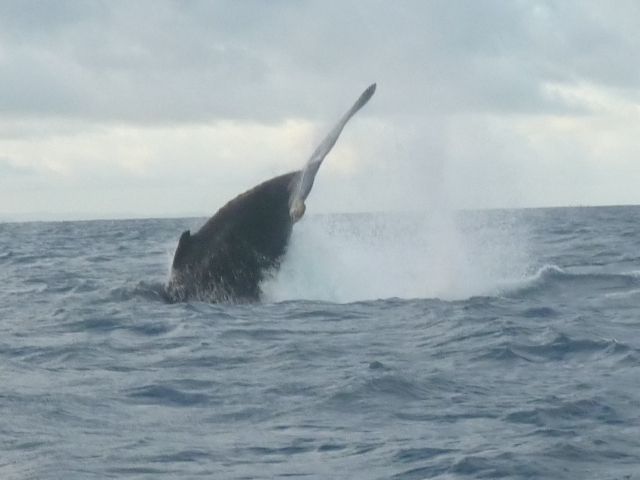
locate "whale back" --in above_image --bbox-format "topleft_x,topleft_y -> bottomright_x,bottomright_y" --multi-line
167,172 -> 298,302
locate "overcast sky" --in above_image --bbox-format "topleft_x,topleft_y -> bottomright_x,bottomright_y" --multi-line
1,0 -> 639,220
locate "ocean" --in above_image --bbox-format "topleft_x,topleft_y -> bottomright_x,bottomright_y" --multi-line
1,206 -> 639,479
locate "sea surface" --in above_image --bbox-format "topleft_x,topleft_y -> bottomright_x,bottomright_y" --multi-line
1,206 -> 639,479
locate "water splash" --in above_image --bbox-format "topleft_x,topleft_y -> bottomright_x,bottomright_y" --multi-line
261,211 -> 531,303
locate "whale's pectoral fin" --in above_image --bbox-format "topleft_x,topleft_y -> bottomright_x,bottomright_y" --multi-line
172,230 -> 191,268
289,83 -> 376,221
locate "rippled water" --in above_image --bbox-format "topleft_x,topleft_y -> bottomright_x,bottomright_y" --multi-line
1,206 -> 639,479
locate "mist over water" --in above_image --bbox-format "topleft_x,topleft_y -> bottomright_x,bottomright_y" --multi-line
263,210 -> 532,302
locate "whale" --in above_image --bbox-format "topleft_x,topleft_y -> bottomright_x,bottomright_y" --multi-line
165,83 -> 376,303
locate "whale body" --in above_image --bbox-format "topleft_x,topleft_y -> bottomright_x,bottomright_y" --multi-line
165,83 -> 376,303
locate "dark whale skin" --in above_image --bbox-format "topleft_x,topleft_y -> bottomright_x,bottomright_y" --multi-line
165,171 -> 298,303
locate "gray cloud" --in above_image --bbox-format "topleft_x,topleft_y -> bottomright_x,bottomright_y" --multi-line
0,157 -> 35,176
1,1 -> 640,219
2,0 -> 637,125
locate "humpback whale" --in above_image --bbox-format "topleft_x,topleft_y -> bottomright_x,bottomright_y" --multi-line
165,83 -> 376,303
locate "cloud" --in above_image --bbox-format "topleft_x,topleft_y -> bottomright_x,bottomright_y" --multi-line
1,1 -> 640,219
3,0 -> 634,124
0,156 -> 35,176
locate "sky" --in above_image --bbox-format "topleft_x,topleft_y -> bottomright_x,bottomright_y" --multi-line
1,0 -> 640,221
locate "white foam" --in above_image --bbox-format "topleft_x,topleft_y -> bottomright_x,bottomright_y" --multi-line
261,211 -> 532,303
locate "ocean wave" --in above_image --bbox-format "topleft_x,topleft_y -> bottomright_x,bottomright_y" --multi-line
476,333 -> 634,364
108,281 -> 169,302
324,373 -> 433,413
498,264 -> 640,298
123,384 -> 213,407
505,397 -> 621,426
512,334 -> 629,362
58,313 -> 175,338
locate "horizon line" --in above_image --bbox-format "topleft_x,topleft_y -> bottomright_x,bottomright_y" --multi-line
2,202 -> 640,225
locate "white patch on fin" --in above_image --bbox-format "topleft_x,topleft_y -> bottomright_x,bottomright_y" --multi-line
289,83 -> 376,221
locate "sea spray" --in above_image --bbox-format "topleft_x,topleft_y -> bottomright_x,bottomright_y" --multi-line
261,210 -> 532,302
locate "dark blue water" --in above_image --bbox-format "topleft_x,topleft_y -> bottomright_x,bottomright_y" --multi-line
1,206 -> 639,479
